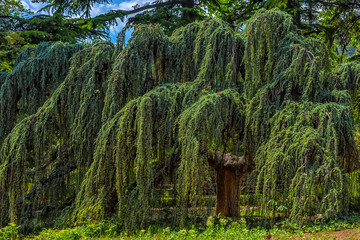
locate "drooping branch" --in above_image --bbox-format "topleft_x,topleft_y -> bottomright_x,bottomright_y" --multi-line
0,42 -> 113,230
25,162 -> 76,201
76,41 -> 114,55
244,9 -> 358,222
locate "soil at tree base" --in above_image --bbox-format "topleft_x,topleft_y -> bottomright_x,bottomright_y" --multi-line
288,228 -> 360,240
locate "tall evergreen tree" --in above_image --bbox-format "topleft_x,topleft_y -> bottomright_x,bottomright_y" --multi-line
33,0 -> 360,62
0,0 -> 109,71
0,8 -> 359,233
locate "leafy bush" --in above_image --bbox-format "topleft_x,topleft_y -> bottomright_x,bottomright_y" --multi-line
30,220 -> 118,240
0,223 -> 20,240
8,212 -> 358,239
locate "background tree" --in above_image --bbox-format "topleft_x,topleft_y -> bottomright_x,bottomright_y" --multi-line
30,0 -> 360,64
35,0 -> 223,35
0,0 -> 31,71
0,0 -> 109,71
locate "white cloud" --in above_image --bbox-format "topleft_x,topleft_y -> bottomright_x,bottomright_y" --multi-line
90,0 -> 147,17
21,0 -> 47,13
90,1 -> 148,40
21,0 -> 30,10
118,1 -> 144,10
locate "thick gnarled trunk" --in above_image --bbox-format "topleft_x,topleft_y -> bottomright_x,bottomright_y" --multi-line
215,167 -> 242,217
208,151 -> 253,217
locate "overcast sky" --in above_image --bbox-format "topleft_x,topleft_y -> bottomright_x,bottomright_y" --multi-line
21,0 -> 148,42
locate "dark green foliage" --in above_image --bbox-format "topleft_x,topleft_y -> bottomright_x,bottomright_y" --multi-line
74,82 -> 203,227
0,73 -> 6,86
253,100 -> 355,220
102,19 -> 244,121
13,13 -> 109,43
0,18 -> 243,231
0,8 -> 360,233
243,8 -> 358,221
0,0 -> 31,71
0,0 -> 109,71
331,62 -> 360,122
0,42 -> 83,146
0,42 -> 113,231
75,18 -> 244,228
176,89 -> 245,222
332,62 -> 360,92
36,0 -> 221,36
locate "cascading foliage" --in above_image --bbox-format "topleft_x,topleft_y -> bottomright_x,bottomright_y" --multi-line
74,18 -> 245,228
0,18 -> 244,231
0,8 -> 360,232
332,62 -> 360,121
102,19 -> 243,121
0,42 -> 114,232
0,42 -> 84,146
243,9 -> 358,221
0,73 -> 6,87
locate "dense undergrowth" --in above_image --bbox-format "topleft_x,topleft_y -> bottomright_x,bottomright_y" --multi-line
1,213 -> 360,239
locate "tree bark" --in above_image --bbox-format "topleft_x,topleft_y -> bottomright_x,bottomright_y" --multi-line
214,166 -> 242,217
208,151 -> 253,217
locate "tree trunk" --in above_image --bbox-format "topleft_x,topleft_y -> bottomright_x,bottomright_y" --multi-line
288,0 -> 301,25
208,151 -> 253,218
215,166 -> 242,217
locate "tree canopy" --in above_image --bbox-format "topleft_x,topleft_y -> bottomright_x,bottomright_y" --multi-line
1,7 -> 360,233
34,0 -> 360,52
2,0 -> 360,71
0,0 -> 108,71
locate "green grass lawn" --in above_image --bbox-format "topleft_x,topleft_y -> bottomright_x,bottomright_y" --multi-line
1,213 -> 360,239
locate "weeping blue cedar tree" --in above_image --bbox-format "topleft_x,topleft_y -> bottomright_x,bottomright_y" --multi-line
0,9 -> 359,232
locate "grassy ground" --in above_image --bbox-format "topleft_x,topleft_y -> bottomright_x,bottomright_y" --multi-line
93,226 -> 360,240
2,213 -> 360,239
